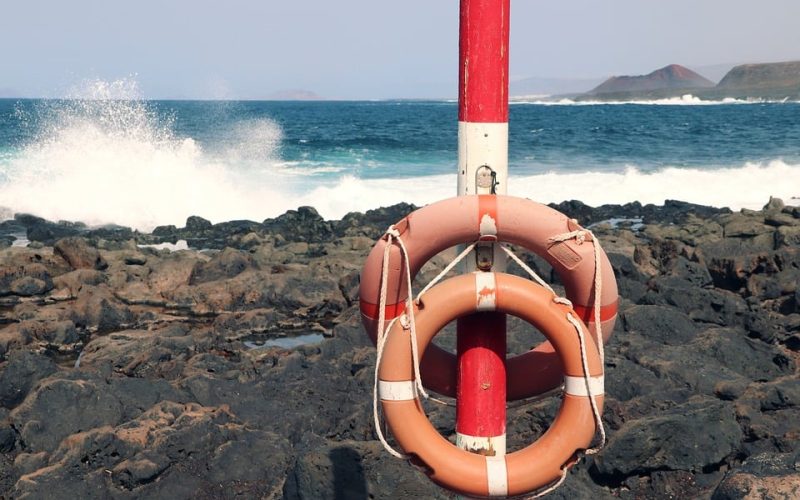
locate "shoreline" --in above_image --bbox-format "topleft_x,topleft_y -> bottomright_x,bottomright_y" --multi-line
1,198 -> 741,251
0,197 -> 798,498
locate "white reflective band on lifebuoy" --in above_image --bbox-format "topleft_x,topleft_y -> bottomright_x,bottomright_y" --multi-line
475,272 -> 497,311
479,213 -> 498,238
378,380 -> 417,401
564,375 -> 605,397
485,455 -> 509,496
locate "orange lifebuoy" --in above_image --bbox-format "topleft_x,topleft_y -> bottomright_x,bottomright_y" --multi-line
378,272 -> 604,498
360,194 -> 618,400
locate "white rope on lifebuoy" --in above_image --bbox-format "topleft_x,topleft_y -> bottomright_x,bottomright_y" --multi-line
372,222 -> 609,468
373,226 -> 479,457
548,227 -> 606,453
502,227 -> 607,454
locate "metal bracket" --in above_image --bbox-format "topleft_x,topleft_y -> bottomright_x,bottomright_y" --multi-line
475,242 -> 494,271
476,165 -> 499,194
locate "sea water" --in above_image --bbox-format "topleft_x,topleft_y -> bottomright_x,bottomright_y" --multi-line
1,80 -> 798,231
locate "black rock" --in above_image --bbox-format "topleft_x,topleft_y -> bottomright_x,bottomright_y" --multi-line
0,351 -> 58,409
264,206 -> 334,243
594,399 -> 742,478
622,305 -> 699,345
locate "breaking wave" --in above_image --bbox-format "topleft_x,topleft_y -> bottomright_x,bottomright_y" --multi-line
296,160 -> 800,219
0,81 -> 797,230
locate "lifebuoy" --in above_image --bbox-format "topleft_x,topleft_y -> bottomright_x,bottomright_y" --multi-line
378,272 -> 604,497
360,194 -> 618,400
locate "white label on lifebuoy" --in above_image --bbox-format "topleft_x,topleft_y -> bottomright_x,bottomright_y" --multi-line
378,380 -> 417,401
475,272 -> 497,311
485,455 -> 509,496
564,375 -> 605,397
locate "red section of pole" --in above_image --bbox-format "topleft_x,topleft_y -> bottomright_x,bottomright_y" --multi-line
458,0 -> 510,123
456,0 -> 510,455
456,313 -> 507,444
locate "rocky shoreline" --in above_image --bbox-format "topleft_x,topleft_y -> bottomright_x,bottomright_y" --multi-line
0,198 -> 798,499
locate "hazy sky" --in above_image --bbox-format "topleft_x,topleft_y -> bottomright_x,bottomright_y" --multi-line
3,0 -> 800,99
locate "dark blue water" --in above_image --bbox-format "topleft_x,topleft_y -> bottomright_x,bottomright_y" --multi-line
0,97 -> 798,229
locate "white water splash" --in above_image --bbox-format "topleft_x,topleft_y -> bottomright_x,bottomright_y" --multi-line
296,160 -> 800,219
0,79 -> 295,231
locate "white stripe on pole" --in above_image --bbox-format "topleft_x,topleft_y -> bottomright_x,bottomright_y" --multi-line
457,122 -> 509,196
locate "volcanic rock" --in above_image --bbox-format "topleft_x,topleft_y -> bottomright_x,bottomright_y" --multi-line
589,64 -> 715,95
0,199 -> 798,499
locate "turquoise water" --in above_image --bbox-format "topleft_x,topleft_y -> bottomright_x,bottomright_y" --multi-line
1,95 -> 799,230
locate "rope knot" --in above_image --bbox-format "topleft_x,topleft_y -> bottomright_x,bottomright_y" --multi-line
554,297 -> 574,309
575,231 -> 587,245
399,314 -> 411,330
385,226 -> 401,238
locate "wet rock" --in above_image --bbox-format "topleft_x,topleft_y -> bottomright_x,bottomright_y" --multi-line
54,237 -> 108,270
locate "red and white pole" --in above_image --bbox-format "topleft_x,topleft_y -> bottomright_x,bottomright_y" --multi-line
456,0 -> 510,456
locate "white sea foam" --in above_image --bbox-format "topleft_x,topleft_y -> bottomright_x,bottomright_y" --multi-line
512,94 -> 794,106
294,160 -> 800,219
138,240 -> 189,251
0,81 -> 798,230
0,80 -> 297,231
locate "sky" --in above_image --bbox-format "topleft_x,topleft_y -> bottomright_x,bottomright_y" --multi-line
2,0 -> 800,99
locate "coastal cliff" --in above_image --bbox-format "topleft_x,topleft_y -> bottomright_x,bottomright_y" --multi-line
717,61 -> 800,95
588,64 -> 714,95
572,60 -> 800,101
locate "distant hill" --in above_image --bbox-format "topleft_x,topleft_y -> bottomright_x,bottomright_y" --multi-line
717,61 -> 800,91
588,64 -> 714,95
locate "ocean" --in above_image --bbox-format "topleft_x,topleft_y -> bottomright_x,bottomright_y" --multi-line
1,82 -> 799,232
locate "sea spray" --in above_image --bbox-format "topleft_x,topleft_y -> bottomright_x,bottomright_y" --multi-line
296,160 -> 800,219
0,80 -> 296,231
1,82 -> 799,228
